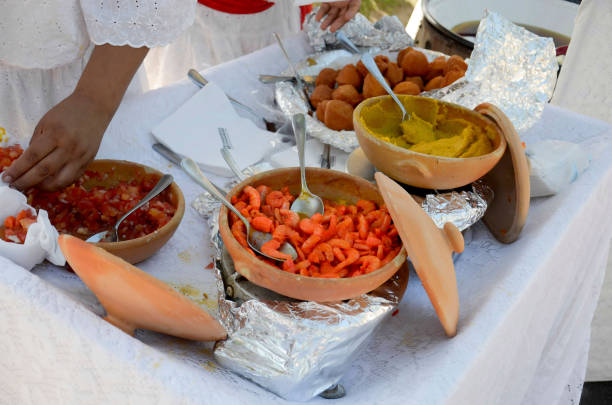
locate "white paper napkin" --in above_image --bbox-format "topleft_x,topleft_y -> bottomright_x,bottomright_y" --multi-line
152,82 -> 280,177
0,186 -> 65,270
267,138 -> 348,171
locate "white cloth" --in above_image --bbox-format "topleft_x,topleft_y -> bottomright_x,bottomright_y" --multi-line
550,0 -> 612,381
143,2 -> 302,89
1,32 -> 612,403
0,0 -> 196,140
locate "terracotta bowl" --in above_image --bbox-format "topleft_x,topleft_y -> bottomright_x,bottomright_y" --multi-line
84,160 -> 185,264
218,168 -> 407,302
353,95 -> 507,189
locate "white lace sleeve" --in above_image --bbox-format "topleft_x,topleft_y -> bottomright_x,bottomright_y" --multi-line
80,0 -> 196,48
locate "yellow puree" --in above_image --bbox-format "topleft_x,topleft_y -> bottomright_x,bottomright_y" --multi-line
359,98 -> 496,158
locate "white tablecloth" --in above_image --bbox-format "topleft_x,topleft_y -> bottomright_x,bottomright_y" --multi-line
2,34 -> 612,405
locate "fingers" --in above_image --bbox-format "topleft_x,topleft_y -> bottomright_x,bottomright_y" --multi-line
39,161 -> 88,191
2,132 -> 55,184
320,6 -> 341,30
315,3 -> 331,21
330,1 -> 360,32
11,148 -> 68,191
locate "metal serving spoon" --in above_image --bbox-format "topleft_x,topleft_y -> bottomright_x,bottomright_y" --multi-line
290,114 -> 325,218
180,157 -> 297,262
335,31 -> 409,121
258,74 -> 316,85
86,174 -> 174,243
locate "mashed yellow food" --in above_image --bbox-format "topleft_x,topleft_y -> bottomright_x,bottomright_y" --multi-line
358,97 -> 496,158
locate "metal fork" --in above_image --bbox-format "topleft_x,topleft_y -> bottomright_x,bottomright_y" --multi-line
218,128 -> 247,181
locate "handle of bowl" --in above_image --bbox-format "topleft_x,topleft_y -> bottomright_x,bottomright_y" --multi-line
443,222 -> 464,254
395,159 -> 433,179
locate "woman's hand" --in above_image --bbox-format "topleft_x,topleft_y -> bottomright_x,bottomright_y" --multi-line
2,44 -> 148,191
2,91 -> 112,191
316,0 -> 361,32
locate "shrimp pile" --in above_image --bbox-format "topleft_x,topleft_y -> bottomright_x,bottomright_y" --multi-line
229,185 -> 403,278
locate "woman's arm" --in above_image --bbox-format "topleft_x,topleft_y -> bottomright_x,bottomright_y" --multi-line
2,44 -> 148,191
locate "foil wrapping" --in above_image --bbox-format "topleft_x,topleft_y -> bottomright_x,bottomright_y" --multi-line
276,10 -> 557,149
421,181 -> 493,231
304,10 -> 413,53
426,10 -> 557,132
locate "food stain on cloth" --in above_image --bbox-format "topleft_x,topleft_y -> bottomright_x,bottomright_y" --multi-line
178,250 -> 192,263
170,283 -> 218,311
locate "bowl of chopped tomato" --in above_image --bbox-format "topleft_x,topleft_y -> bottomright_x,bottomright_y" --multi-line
27,159 -> 185,264
218,167 -> 407,302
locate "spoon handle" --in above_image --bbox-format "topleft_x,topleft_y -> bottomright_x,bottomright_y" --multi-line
180,157 -> 250,227
291,114 -> 310,194
335,32 -> 408,119
114,174 -> 174,233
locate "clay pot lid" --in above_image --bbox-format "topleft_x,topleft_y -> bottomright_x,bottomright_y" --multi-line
375,172 -> 464,337
58,235 -> 227,341
475,103 -> 530,244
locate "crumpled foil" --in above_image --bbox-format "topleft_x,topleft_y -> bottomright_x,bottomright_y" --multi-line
421,181 -> 493,231
276,10 -> 557,149
426,10 -> 557,132
214,257 -> 409,401
304,10 -> 413,52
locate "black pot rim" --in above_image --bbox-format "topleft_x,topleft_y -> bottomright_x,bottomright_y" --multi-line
421,0 -> 475,49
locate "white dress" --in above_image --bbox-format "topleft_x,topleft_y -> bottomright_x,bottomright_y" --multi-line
143,2 -> 302,89
0,0 -> 196,142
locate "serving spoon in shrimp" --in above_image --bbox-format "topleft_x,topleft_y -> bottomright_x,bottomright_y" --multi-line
180,157 -> 297,262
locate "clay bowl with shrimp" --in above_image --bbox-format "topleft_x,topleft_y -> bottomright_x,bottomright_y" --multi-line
218,167 -> 407,302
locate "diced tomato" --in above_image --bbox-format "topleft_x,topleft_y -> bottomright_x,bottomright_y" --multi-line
0,145 -> 23,172
26,171 -> 176,241
2,209 -> 36,244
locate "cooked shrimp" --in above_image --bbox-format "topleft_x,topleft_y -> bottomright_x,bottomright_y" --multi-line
279,209 -> 300,228
357,200 -> 376,214
301,234 -> 321,254
256,185 -> 271,202
359,256 -> 381,273
266,191 -> 286,208
231,221 -> 248,248
333,249 -> 360,272
261,239 -> 293,261
251,216 -> 273,233
243,185 -> 261,210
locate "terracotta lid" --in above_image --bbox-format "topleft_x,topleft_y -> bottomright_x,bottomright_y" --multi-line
58,235 -> 227,341
375,172 -> 464,337
475,103 -> 530,244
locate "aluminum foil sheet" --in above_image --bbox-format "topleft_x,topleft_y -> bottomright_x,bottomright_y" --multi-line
426,10 -> 557,132
421,181 -> 493,231
214,260 -> 409,401
304,10 -> 413,53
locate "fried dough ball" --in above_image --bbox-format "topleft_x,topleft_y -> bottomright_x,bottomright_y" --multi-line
400,50 -> 429,77
310,85 -> 333,109
443,69 -> 465,86
393,81 -> 420,95
385,62 -> 404,87
444,55 -> 468,75
336,64 -> 362,89
316,100 -> 331,121
425,56 -> 446,81
397,47 -> 413,67
315,68 -> 338,87
424,76 -> 444,91
374,55 -> 390,74
404,76 -> 424,91
323,100 -> 354,131
332,84 -> 363,106
356,60 -> 369,77
363,73 -> 389,99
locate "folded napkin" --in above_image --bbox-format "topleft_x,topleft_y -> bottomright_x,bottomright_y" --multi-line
0,186 -> 65,269
267,138 -> 348,171
152,82 -> 280,177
